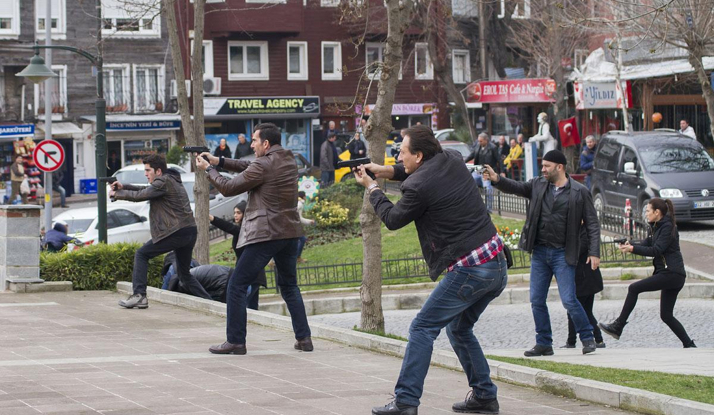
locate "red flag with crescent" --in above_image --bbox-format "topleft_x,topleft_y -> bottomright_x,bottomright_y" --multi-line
558,117 -> 581,148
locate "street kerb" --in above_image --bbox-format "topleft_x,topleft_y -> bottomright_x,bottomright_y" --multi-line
117,281 -> 714,415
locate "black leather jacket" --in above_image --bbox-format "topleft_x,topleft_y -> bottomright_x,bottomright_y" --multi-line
631,214 -> 685,276
493,175 -> 600,266
369,149 -> 497,280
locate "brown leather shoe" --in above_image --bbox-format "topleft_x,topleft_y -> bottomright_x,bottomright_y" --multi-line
294,337 -> 314,352
209,342 -> 246,355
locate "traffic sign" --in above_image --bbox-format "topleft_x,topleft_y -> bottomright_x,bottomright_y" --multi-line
33,139 -> 65,172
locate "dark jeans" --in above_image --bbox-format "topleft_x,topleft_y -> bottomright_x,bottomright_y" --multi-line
53,184 -> 66,206
132,226 -> 211,300
566,294 -> 603,344
226,238 -> 310,344
246,283 -> 261,310
296,236 -> 307,258
530,245 -> 593,346
320,171 -> 334,187
618,271 -> 692,345
394,253 -> 508,408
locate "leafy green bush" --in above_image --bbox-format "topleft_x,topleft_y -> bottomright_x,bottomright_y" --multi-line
309,199 -> 350,228
40,243 -> 164,291
315,179 -> 365,221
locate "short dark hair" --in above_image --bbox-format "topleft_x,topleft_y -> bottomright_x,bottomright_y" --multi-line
143,153 -> 167,174
298,191 -> 306,198
254,123 -> 282,147
403,125 -> 442,162
327,132 -> 337,139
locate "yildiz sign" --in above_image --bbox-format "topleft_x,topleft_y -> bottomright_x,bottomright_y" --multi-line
574,81 -> 633,110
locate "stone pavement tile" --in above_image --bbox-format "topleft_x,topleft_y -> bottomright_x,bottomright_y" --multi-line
0,407 -> 50,415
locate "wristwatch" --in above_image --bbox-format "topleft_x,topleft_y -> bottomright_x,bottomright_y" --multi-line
205,165 -> 215,173
367,183 -> 380,193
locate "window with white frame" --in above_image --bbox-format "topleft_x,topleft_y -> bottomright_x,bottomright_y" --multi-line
452,49 -> 470,84
0,0 -> 21,37
35,65 -> 68,117
499,0 -> 530,19
321,41 -> 342,81
366,42 -> 402,80
414,43 -> 433,80
190,39 -> 214,77
574,49 -> 589,71
287,41 -> 308,81
321,0 -> 339,5
102,0 -> 161,37
103,65 -> 131,113
133,65 -> 165,112
228,41 -> 269,81
36,0 -> 66,37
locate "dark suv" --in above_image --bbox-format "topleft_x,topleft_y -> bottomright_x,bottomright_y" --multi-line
590,131 -> 714,222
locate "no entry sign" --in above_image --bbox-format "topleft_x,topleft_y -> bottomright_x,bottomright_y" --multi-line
33,139 -> 65,172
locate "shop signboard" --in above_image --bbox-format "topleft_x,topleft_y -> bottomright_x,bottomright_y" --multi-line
574,81 -> 633,110
360,103 -> 436,116
106,120 -> 181,131
466,79 -> 556,103
205,97 -> 320,116
0,124 -> 35,138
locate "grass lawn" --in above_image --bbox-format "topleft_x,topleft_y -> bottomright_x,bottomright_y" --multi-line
486,355 -> 714,406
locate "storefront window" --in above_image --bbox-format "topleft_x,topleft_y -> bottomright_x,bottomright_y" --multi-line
123,138 -> 169,166
490,106 -> 533,139
264,119 -> 310,159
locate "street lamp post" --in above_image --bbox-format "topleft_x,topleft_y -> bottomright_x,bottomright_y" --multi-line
17,44 -> 108,244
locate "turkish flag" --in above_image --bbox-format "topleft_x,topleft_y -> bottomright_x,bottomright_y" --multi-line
558,117 -> 581,148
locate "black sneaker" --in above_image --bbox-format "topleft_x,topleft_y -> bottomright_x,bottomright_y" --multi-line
596,341 -> 606,348
452,390 -> 499,414
524,344 -> 554,357
684,340 -> 697,348
598,319 -> 627,340
372,400 -> 417,415
560,343 -> 576,349
582,339 -> 597,355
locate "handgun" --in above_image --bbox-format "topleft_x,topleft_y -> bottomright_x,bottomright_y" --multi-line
183,146 -> 211,162
613,237 -> 628,244
98,176 -> 117,184
336,157 -> 376,179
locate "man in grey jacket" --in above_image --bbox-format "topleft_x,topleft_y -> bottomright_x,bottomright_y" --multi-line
483,150 -> 601,357
111,154 -> 212,309
319,132 -> 338,187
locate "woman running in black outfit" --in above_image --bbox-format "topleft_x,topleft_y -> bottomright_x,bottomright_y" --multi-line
599,198 -> 696,348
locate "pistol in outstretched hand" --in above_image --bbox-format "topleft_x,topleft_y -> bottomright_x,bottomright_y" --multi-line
183,146 -> 211,162
336,157 -> 376,179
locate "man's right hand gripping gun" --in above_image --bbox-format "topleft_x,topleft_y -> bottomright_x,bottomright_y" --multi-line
99,177 -> 118,202
336,157 -> 376,179
183,146 -> 211,162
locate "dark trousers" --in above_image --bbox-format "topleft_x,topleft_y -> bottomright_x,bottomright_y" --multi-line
566,294 -> 603,344
618,271 -> 692,346
246,284 -> 261,310
132,226 -> 211,300
226,238 -> 310,344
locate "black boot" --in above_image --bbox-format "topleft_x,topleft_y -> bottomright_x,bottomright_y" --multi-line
684,340 -> 697,348
452,390 -> 499,414
598,319 -> 627,340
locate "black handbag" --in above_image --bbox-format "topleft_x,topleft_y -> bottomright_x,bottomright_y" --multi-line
502,244 -> 514,269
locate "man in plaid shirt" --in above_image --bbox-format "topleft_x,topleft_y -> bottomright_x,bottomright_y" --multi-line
354,125 -> 507,415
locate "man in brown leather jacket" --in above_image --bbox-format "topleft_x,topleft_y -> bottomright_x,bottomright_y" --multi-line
195,122 -> 312,355
111,154 -> 212,309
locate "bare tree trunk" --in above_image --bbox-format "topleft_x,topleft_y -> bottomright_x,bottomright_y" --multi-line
360,0 -> 414,332
191,0 -> 210,264
687,49 -> 714,144
163,0 -> 194,147
613,33 -> 629,131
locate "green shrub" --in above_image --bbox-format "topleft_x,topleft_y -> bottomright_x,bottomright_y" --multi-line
309,199 -> 350,228
315,180 -> 365,221
166,145 -> 189,166
40,243 -> 164,291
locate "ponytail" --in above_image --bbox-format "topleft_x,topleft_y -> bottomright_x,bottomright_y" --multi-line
649,197 -> 677,236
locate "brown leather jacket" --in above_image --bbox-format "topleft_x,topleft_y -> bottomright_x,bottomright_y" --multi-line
114,169 -> 195,243
207,145 -> 303,249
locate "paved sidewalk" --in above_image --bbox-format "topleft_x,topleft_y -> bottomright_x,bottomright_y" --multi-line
0,291 -> 637,415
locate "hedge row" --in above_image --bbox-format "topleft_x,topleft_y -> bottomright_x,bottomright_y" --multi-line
40,243 -> 164,291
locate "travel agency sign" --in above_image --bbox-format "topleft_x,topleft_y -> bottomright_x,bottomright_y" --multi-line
466,79 -> 556,103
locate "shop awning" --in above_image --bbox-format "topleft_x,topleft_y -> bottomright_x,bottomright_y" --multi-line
573,48 -> 714,82
36,122 -> 84,136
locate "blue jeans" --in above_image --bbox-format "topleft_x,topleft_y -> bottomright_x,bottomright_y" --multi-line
226,238 -> 311,344
394,253 -> 508,407
296,235 -> 307,258
530,245 -> 593,346
320,171 -> 334,187
472,173 -> 493,212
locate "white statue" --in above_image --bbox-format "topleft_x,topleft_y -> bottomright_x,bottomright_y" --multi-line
530,112 -> 556,154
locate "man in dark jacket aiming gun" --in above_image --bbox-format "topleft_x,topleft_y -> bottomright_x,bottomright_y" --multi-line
483,150 -> 601,357
355,125 -> 507,415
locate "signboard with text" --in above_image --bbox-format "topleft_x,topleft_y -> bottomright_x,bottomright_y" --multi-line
574,81 -> 633,110
106,120 -> 181,131
205,97 -> 320,116
466,79 -> 556,103
0,124 -> 35,138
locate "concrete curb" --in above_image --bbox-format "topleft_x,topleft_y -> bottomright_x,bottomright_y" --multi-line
117,281 -> 714,415
7,281 -> 72,293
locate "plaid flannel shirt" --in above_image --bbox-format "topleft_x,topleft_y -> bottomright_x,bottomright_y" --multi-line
447,234 -> 503,271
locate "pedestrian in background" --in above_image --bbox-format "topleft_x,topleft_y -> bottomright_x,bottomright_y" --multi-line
213,137 -> 233,159
296,191 -> 314,263
347,132 -> 367,160
320,132 -> 338,187
234,134 -> 253,159
562,226 -> 606,349
600,198 -> 696,348
209,200 -> 266,310
466,133 -> 501,213
484,149 -> 601,357
10,155 -> 27,204
357,125 -> 507,415
111,154 -> 212,309
678,119 -> 696,139
196,123 -> 312,355
579,136 -> 597,190
52,167 -> 68,208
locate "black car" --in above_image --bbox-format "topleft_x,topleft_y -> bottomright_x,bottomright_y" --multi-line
590,131 -> 714,222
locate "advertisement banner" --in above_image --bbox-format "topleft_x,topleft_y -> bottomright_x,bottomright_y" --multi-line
466,79 -> 556,103
574,81 -> 633,109
0,124 -> 35,138
205,97 -> 320,116
361,103 -> 436,116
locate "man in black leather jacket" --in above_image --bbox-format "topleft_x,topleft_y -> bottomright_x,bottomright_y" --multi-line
484,150 -> 601,357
